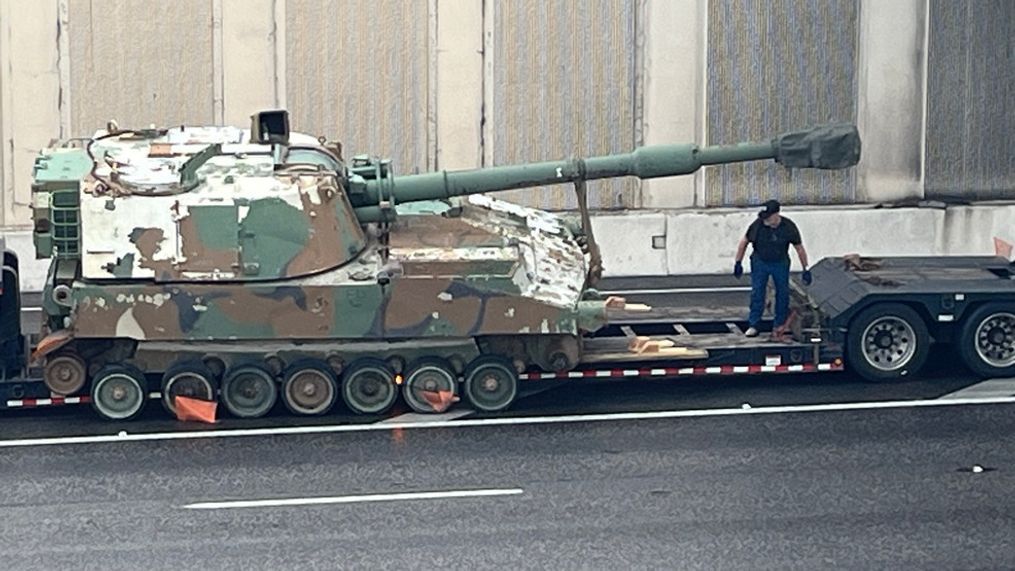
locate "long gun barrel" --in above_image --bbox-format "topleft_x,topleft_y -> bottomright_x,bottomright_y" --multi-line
350,123 -> 860,221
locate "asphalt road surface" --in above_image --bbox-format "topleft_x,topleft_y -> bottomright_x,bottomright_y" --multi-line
4,278 -> 1015,569
2,356 -> 1014,570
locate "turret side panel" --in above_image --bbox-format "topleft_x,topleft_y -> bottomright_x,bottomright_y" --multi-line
78,129 -> 366,281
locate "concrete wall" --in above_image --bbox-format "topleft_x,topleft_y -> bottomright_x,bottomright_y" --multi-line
705,0 -> 859,206
591,202 -> 1015,277
0,0 -> 1012,286
5,0 -> 1011,225
490,0 -> 639,210
925,0 -> 1014,200
286,0 -> 432,176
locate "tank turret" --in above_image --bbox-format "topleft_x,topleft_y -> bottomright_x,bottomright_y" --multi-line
27,110 -> 862,420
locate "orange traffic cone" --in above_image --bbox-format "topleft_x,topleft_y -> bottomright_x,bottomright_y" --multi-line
174,395 -> 218,423
421,390 -> 458,413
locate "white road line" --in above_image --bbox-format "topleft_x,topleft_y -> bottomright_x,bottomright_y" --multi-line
182,488 -> 524,510
600,287 -> 751,295
2,396 -> 1015,449
938,378 -> 1015,400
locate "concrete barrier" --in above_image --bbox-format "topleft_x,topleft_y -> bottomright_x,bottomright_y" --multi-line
594,202 -> 1015,276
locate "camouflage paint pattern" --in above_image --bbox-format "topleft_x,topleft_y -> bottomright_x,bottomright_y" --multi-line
68,191 -> 598,341
74,126 -> 366,282
28,114 -> 859,377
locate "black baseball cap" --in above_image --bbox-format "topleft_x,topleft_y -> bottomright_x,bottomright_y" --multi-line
758,199 -> 781,219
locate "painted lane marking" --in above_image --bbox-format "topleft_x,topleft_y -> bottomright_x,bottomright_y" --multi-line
600,287 -> 752,295
938,378 -> 1015,400
182,488 -> 524,510
2,396 -> 1015,449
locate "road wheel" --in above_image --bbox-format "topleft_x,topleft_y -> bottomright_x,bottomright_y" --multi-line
44,353 -> 87,396
957,303 -> 1015,378
463,356 -> 518,413
221,364 -> 278,418
402,359 -> 457,414
90,364 -> 148,421
342,358 -> 398,415
161,360 -> 217,416
846,303 -> 930,382
281,360 -> 338,416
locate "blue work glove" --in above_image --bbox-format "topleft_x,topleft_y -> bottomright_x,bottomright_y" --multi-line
802,269 -> 813,286
733,261 -> 744,279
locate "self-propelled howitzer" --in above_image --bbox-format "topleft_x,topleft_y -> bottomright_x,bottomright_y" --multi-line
27,110 -> 861,420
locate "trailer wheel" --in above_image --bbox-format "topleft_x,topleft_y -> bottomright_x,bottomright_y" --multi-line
957,303 -> 1015,378
161,361 -> 217,416
221,364 -> 278,418
846,303 -> 930,382
341,358 -> 398,415
463,356 -> 518,413
281,360 -> 338,416
402,359 -> 457,414
90,364 -> 148,421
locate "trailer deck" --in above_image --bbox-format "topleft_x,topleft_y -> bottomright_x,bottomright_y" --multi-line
4,253 -> 1013,418
806,255 -> 1015,327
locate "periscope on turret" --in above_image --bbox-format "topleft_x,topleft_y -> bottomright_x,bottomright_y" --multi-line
24,110 -> 861,420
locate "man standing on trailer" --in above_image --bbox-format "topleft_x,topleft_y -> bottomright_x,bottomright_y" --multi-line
733,199 -> 812,337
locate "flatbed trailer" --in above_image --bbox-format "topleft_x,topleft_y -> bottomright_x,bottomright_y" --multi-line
2,335 -> 845,411
2,241 -> 1013,417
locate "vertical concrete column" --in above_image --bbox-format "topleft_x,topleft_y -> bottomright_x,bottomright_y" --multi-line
639,0 -> 705,209
435,0 -> 483,170
0,0 -> 62,229
221,0 -> 279,126
855,0 -> 927,203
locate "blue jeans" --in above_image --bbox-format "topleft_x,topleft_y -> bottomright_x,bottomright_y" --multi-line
749,258 -> 790,328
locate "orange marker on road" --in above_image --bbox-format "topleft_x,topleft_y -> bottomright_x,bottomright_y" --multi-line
174,396 -> 218,424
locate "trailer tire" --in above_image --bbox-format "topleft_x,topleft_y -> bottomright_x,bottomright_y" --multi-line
846,303 -> 930,382
956,303 -> 1015,378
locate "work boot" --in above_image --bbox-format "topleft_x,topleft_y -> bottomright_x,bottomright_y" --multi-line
744,327 -> 759,337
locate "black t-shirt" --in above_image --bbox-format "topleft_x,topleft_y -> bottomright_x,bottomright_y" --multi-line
745,217 -> 801,263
